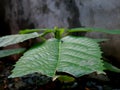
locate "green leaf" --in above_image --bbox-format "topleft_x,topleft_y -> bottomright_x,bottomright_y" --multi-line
103,61 -> 120,73
0,48 -> 26,58
9,36 -> 104,78
19,28 -> 53,34
68,28 -> 120,34
0,32 -> 39,47
93,39 -> 109,42
57,75 -> 75,83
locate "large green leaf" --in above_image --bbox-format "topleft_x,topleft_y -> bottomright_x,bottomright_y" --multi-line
0,48 -> 26,58
68,28 -> 120,34
0,32 -> 39,47
9,36 -> 104,78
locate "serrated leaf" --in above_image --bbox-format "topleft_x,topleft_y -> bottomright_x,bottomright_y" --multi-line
9,36 -> 104,78
0,48 -> 26,58
69,28 -> 120,34
0,32 -> 39,47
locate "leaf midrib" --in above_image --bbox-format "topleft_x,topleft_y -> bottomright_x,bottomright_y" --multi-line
53,40 -> 61,76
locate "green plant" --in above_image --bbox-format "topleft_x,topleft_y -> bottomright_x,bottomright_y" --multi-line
0,27 -> 120,81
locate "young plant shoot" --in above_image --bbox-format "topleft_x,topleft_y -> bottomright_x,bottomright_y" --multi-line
0,27 -> 120,82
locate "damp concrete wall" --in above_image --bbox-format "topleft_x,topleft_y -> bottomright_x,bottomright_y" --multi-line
1,0 -> 120,64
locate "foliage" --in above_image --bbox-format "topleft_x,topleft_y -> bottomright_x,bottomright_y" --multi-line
0,27 -> 120,81
9,36 -> 104,78
0,48 -> 26,58
0,32 -> 39,47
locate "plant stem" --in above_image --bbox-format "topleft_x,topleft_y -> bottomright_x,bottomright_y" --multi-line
54,27 -> 64,39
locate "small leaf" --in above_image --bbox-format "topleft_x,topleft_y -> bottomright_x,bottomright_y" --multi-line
19,29 -> 41,34
103,61 -> 120,73
19,28 -> 53,34
57,75 -> 75,83
93,39 -> 109,42
9,36 -> 104,78
0,32 -> 39,47
68,28 -> 120,34
0,48 -> 26,58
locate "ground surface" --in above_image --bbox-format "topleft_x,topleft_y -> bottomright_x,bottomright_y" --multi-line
0,60 -> 120,90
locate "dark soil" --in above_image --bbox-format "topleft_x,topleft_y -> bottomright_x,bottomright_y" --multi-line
0,60 -> 120,90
